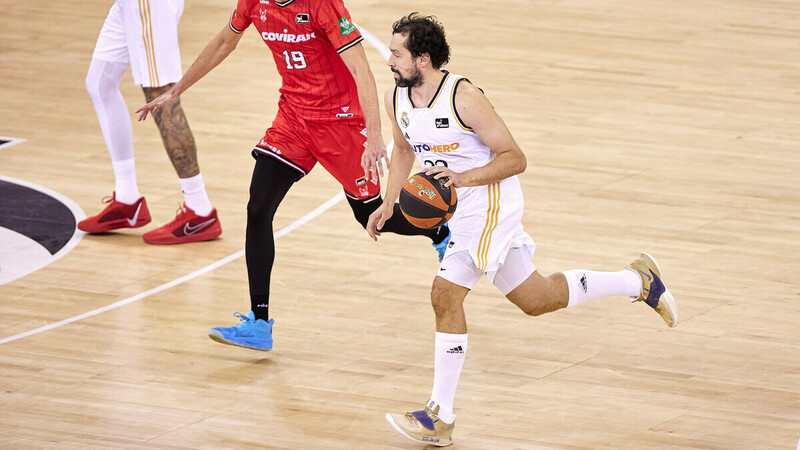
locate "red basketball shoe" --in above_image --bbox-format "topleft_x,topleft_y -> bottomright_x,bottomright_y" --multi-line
78,193 -> 151,233
143,204 -> 221,245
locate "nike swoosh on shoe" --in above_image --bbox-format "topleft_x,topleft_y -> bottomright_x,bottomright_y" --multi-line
184,218 -> 216,235
126,203 -> 142,226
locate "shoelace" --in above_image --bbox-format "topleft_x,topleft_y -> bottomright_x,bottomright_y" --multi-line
162,203 -> 188,227
233,311 -> 252,324
101,195 -> 114,204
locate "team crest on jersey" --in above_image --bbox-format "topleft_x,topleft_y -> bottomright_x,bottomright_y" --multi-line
260,8 -> 267,21
400,112 -> 410,128
338,16 -> 356,36
296,13 -> 309,24
435,118 -> 449,128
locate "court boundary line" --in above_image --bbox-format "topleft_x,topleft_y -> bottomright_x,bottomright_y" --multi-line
0,26 -> 391,345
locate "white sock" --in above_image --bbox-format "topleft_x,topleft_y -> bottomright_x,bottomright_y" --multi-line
86,58 -> 140,203
179,173 -> 213,216
430,332 -> 468,424
563,269 -> 642,308
112,159 -> 140,204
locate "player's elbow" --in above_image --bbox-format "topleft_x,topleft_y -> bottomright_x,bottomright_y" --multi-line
513,151 -> 527,175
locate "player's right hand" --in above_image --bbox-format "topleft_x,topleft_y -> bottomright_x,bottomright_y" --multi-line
366,202 -> 394,241
361,138 -> 389,181
136,90 -> 178,121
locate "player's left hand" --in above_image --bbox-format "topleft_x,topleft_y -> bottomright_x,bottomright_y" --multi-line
366,201 -> 394,241
361,138 -> 389,180
425,166 -> 464,188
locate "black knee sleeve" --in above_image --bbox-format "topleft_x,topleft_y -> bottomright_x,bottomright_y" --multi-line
346,194 -> 381,229
346,194 -> 448,242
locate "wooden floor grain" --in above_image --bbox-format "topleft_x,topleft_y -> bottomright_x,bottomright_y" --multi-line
1,0 -> 799,448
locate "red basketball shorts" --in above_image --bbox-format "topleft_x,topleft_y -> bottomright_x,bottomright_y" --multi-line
252,107 -> 381,201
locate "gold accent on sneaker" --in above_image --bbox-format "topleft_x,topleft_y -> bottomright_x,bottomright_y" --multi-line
628,253 -> 678,327
385,400 -> 455,447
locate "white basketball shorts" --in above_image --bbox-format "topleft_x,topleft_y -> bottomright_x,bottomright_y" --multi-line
91,0 -> 184,87
438,244 -> 537,296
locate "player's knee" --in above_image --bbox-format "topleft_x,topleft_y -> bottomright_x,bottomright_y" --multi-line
85,72 -> 105,100
247,196 -> 277,222
86,66 -> 113,100
430,284 -> 456,318
519,301 -> 549,317
346,195 -> 379,229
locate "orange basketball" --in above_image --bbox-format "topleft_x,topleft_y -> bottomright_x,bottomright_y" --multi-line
399,171 -> 457,229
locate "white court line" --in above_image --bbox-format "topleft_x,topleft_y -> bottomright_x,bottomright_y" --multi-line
0,193 -> 344,345
0,136 -> 26,151
0,25 -> 392,345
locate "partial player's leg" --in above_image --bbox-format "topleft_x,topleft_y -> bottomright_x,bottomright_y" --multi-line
385,252 -> 479,447
208,153 -> 301,351
499,246 -> 677,327
121,1 -> 219,244
79,2 -> 150,233
139,83 -> 221,244
345,194 -> 450,257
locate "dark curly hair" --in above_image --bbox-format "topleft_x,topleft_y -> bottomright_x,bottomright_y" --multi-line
392,13 -> 450,69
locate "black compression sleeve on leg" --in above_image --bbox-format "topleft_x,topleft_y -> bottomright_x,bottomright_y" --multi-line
346,195 -> 448,242
246,154 -> 301,321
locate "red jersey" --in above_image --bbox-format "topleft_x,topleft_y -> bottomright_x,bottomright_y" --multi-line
230,0 -> 364,122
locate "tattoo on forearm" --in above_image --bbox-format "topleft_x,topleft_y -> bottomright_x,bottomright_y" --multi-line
143,84 -> 200,178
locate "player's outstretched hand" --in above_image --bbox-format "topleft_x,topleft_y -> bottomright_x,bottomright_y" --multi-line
136,90 -> 179,121
366,202 -> 394,241
361,138 -> 389,180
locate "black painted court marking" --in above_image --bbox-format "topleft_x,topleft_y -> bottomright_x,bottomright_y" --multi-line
0,176 -> 86,286
0,136 -> 26,150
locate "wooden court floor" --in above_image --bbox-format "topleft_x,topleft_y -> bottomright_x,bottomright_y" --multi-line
1,0 -> 799,448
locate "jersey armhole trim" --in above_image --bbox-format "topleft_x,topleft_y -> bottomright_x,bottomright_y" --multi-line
337,36 -> 364,53
452,78 -> 474,132
229,11 -> 245,34
392,86 -> 398,117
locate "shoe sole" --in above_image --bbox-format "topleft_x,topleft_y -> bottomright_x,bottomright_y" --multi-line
78,217 -> 152,233
143,228 -> 222,245
208,330 -> 272,351
641,252 -> 679,327
384,414 -> 452,447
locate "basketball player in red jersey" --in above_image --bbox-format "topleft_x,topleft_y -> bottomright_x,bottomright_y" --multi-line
137,0 -> 450,351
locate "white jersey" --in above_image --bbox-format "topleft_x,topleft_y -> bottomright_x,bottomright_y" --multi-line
393,71 -> 535,277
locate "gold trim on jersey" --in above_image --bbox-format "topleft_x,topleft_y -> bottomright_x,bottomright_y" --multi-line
138,0 -> 159,86
451,77 -> 474,132
477,182 -> 501,271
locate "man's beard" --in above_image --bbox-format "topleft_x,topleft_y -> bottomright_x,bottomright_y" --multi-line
392,66 -> 423,88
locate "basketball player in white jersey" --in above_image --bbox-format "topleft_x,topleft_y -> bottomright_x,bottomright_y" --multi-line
79,0 -> 221,244
367,13 -> 679,446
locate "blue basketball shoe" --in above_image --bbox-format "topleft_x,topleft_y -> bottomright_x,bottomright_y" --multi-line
208,311 -> 273,351
432,227 -> 451,262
